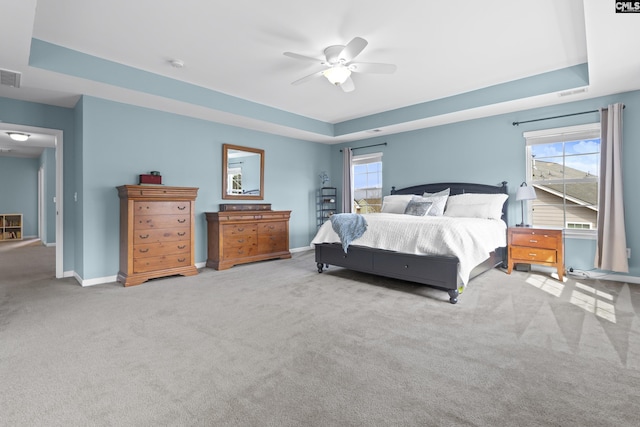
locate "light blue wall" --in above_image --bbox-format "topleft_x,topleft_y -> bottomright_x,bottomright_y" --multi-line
331,90 -> 640,277
0,157 -> 38,237
79,96 -> 331,279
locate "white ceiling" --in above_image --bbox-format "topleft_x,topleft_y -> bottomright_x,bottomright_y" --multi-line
1,0 -> 639,158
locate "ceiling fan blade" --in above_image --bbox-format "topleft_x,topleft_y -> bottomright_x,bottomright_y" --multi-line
283,52 -> 326,65
339,37 -> 368,63
340,76 -> 355,93
291,70 -> 325,85
348,62 -> 397,74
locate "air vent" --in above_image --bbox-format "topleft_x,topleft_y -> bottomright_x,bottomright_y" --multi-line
558,87 -> 587,97
0,69 -> 21,88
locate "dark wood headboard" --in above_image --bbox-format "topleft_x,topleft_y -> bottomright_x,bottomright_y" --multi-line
390,181 -> 509,225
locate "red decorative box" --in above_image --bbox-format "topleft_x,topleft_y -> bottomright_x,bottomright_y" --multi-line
139,174 -> 162,184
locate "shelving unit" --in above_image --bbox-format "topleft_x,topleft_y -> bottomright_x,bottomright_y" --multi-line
317,187 -> 337,227
1,213 -> 23,241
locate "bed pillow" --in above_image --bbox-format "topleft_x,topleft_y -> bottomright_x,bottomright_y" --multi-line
444,193 -> 508,220
403,200 -> 433,216
381,194 -> 414,214
420,188 -> 450,216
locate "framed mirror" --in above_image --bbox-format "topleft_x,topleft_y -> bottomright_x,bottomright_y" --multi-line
222,144 -> 264,200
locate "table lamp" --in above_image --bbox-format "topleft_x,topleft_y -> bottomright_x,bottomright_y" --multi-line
515,182 -> 537,227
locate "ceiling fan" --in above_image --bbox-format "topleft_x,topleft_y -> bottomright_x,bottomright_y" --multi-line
283,37 -> 397,93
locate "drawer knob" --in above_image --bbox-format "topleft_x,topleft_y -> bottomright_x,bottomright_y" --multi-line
139,248 -> 149,253
529,239 -> 538,243
139,234 -> 149,239
178,258 -> 186,262
177,232 -> 186,236
237,239 -> 245,243
178,206 -> 186,210
404,265 -> 409,269
178,245 -> 186,249
177,219 -> 186,223
529,253 -> 537,257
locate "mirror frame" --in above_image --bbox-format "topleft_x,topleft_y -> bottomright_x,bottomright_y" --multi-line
222,143 -> 265,200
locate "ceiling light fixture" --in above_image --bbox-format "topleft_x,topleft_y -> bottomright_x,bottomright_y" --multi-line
7,132 -> 30,142
169,59 -> 184,68
323,65 -> 351,85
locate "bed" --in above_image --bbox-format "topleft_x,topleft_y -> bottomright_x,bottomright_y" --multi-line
312,182 -> 509,304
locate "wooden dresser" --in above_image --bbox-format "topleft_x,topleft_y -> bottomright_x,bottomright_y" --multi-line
507,227 -> 564,281
117,185 -> 198,286
205,209 -> 291,270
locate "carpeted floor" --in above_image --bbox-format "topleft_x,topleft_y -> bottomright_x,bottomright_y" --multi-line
1,241 -> 639,426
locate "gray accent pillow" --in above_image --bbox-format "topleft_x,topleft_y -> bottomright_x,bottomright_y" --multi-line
419,188 -> 450,216
404,200 -> 433,216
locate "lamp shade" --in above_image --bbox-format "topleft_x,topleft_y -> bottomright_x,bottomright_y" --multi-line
323,65 -> 351,85
516,183 -> 537,201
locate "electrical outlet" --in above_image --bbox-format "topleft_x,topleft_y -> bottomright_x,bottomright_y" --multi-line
627,248 -> 631,258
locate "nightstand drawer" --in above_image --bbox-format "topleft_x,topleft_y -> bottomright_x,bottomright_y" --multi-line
511,233 -> 558,249
510,247 -> 557,263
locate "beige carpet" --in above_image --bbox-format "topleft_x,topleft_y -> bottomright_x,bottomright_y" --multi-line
1,241 -> 639,426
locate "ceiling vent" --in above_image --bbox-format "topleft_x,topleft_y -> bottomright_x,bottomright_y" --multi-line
0,69 -> 22,88
557,87 -> 587,97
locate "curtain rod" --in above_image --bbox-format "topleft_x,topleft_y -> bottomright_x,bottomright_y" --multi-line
340,142 -> 387,152
512,105 -> 625,126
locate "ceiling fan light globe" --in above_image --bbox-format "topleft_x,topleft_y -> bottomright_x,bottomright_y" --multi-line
323,65 -> 351,85
7,132 -> 30,142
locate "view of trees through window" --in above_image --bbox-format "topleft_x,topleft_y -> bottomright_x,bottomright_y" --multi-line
527,135 -> 600,230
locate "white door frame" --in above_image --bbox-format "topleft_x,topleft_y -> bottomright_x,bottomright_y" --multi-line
38,166 -> 45,241
2,123 -> 63,278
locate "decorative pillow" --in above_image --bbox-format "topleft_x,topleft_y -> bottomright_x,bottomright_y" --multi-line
381,194 -> 414,214
444,193 -> 508,220
403,200 -> 433,216
420,188 -> 450,216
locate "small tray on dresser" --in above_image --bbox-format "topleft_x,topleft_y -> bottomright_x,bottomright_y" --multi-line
219,203 -> 272,211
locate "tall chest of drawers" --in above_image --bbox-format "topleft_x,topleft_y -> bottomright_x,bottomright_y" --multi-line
117,185 -> 198,286
205,210 -> 291,270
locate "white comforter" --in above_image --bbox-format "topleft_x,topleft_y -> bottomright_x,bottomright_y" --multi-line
311,213 -> 507,286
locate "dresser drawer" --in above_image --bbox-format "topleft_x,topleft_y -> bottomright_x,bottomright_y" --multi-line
134,201 -> 191,215
257,234 -> 287,253
222,243 -> 258,260
511,232 -> 558,249
258,221 -> 287,235
133,241 -> 190,259
222,224 -> 258,237
510,247 -> 557,263
133,228 -> 190,244
135,214 -> 191,230
223,233 -> 256,247
134,254 -> 191,273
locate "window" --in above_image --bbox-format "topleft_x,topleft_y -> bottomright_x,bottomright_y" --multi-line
524,123 -> 600,233
227,167 -> 242,194
352,152 -> 383,213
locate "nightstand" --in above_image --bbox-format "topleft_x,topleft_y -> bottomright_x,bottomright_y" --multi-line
507,227 -> 564,281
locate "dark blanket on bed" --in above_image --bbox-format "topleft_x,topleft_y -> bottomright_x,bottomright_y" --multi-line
330,213 -> 368,253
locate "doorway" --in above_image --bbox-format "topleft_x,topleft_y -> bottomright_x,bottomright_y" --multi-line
0,123 -> 63,278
